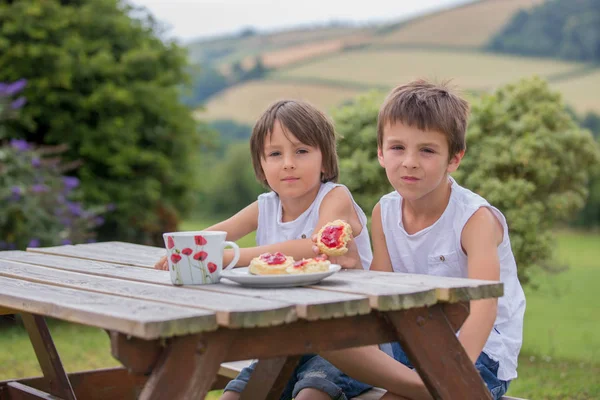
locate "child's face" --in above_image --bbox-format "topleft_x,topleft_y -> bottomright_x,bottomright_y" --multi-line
261,121 -> 324,200
378,122 -> 463,202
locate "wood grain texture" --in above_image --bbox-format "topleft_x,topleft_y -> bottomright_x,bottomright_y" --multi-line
26,245 -> 158,268
0,259 -> 296,328
240,356 -> 302,400
20,314 -> 76,400
4,382 -> 63,400
0,368 -> 147,400
309,277 -> 437,311
0,276 -> 217,339
387,305 -> 492,399
1,252 -> 370,321
336,269 -> 504,302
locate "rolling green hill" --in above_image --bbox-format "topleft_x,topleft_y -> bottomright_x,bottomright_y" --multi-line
195,0 -> 600,123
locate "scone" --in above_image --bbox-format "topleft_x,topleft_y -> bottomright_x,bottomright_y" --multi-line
249,252 -> 294,275
316,220 -> 352,256
286,255 -> 331,274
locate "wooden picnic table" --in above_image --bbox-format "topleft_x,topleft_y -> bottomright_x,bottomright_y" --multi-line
0,241 -> 503,400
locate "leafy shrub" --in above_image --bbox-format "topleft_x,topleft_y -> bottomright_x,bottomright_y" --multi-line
0,0 -> 206,245
1,80 -> 107,250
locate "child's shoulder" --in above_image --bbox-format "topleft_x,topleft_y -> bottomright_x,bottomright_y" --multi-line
257,190 -> 278,202
379,190 -> 401,202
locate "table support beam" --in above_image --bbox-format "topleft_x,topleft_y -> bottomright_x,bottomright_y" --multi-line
21,314 -> 76,400
387,303 -> 491,399
240,356 -> 302,400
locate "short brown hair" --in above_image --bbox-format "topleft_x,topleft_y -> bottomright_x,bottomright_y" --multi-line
377,79 -> 470,157
250,100 -> 339,187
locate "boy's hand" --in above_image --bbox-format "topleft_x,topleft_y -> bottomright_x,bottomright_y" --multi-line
154,255 -> 168,270
311,234 -> 362,269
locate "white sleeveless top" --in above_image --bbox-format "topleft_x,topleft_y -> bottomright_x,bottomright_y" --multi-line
379,177 -> 525,381
256,182 -> 373,269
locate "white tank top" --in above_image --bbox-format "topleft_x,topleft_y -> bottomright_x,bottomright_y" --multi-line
379,177 -> 525,381
256,182 -> 373,269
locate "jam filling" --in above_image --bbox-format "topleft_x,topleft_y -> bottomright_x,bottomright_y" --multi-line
293,259 -> 310,269
320,225 -> 344,248
260,252 -> 287,265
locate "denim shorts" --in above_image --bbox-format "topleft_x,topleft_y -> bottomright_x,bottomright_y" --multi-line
390,342 -> 510,400
223,354 -> 372,400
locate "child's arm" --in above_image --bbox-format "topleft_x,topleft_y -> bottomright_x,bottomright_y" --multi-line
369,202 -> 393,272
458,207 -> 504,362
205,202 -> 259,242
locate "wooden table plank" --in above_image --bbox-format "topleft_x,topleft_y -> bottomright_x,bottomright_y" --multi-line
27,245 -> 158,268
0,276 -> 217,339
308,278 -> 437,311
0,259 -> 296,328
0,252 -> 371,321
335,269 -> 503,302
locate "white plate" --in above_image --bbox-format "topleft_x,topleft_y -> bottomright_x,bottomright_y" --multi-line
220,264 -> 341,288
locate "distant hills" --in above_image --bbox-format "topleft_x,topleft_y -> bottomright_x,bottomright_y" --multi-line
186,0 -> 599,125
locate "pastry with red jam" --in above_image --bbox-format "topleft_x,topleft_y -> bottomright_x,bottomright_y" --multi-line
249,252 -> 294,275
316,220 -> 352,256
286,255 -> 331,274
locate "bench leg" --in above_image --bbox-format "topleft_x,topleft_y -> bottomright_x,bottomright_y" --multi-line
21,313 -> 77,400
386,303 -> 492,400
138,330 -> 236,400
240,356 -> 302,400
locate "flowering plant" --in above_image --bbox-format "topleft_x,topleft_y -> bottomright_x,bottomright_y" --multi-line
1,79 -> 110,250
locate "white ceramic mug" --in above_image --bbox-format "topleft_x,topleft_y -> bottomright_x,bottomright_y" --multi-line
162,231 -> 240,285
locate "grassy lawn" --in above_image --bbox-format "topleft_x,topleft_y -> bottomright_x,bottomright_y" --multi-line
1,228 -> 598,399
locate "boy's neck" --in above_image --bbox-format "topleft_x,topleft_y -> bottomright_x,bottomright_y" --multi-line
279,183 -> 322,222
401,177 -> 452,233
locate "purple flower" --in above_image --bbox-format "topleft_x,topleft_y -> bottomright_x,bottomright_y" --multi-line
61,239 -> 72,245
60,217 -> 72,226
0,241 -> 7,250
10,186 -> 22,200
67,202 -> 82,216
31,184 -> 50,193
1,79 -> 27,96
106,203 -> 116,211
9,139 -> 31,152
62,176 -> 80,190
28,239 -> 41,248
94,216 -> 105,226
85,238 -> 97,244
11,97 -> 27,109
31,157 -> 41,168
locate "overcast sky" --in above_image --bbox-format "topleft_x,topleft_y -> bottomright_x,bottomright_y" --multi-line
127,0 -> 472,42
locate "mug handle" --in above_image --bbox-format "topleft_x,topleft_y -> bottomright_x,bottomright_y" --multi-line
223,241 -> 240,271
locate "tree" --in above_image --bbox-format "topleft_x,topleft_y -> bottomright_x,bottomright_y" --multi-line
488,0 -> 600,62
196,142 -> 265,217
334,77 -> 600,285
0,0 -> 207,245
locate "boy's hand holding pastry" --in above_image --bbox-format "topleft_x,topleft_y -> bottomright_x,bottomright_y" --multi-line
312,220 -> 361,269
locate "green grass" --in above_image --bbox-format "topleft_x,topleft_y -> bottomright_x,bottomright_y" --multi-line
504,230 -> 600,399
1,229 -> 598,399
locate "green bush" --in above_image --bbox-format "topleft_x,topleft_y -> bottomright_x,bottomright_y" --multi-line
334,77 -> 600,285
196,142 -> 265,217
0,0 -> 208,245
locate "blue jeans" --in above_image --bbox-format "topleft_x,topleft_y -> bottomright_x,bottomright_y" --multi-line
390,342 -> 510,400
223,354 -> 372,400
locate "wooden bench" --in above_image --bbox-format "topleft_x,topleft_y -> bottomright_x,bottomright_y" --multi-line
218,361 -> 527,400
